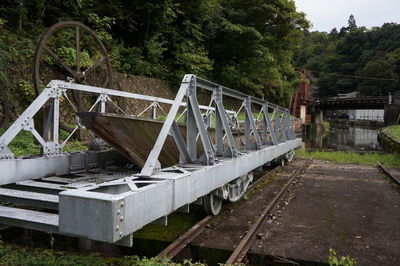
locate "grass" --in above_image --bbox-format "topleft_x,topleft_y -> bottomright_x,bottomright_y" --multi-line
296,149 -> 400,168
0,244 -> 205,265
156,114 -> 186,124
382,125 -> 400,141
245,168 -> 282,198
0,128 -> 88,157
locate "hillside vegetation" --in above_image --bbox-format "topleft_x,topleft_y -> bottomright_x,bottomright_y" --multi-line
294,15 -> 400,98
0,0 -> 309,125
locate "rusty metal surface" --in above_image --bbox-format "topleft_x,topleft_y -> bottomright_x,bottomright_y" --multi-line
378,163 -> 400,186
79,112 -> 180,168
79,112 -> 246,168
33,21 -> 113,95
157,215 -> 213,259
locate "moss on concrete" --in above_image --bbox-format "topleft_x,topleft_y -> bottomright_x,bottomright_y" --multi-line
133,206 -> 205,242
380,126 -> 400,152
382,125 -> 400,141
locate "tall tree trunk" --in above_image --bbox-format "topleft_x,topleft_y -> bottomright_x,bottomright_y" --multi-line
18,0 -> 24,32
0,83 -> 11,129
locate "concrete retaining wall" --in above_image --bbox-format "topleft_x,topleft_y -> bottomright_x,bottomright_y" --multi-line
379,131 -> 400,153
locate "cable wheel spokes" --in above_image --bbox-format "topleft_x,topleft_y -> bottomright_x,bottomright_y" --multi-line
42,45 -> 78,78
32,21 -> 113,142
33,21 -> 113,96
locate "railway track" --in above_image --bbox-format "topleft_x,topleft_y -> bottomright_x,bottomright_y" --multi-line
156,164 -> 284,259
157,159 -> 313,262
378,163 -> 400,186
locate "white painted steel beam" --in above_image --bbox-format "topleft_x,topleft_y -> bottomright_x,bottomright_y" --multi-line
0,205 -> 58,233
0,150 -> 126,185
58,138 -> 301,243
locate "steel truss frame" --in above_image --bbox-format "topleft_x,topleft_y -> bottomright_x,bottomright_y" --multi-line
0,74 -> 301,246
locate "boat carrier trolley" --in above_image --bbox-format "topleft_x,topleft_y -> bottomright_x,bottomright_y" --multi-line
0,74 -> 301,246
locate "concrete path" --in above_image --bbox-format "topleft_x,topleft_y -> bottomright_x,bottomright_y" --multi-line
251,160 -> 400,265
192,160 -> 400,265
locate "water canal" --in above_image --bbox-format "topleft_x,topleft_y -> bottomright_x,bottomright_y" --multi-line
303,120 -> 383,152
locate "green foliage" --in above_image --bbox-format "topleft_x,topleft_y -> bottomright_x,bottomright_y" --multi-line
0,0 -> 309,132
56,47 -> 93,68
122,256 -> 205,266
133,206 -> 206,242
207,0 -> 308,100
321,121 -> 330,132
0,244 -> 206,265
0,128 -> 88,157
0,24 -> 35,115
87,12 -> 115,42
296,149 -> 400,168
18,80 -> 36,102
1,129 -> 40,157
382,125 -> 400,141
294,15 -> 400,97
0,0 -> 309,117
63,140 -> 88,153
328,248 -> 356,266
0,244 -> 110,265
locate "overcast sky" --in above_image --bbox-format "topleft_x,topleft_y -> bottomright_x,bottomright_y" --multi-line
295,0 -> 400,32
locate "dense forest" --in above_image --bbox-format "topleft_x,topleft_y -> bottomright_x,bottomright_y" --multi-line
0,0 -> 309,121
1,1 -> 399,121
294,15 -> 400,98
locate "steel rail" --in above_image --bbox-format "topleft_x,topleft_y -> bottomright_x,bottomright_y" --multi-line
245,166 -> 284,195
377,163 -> 400,186
225,159 -> 313,265
156,163 -> 290,260
156,215 -> 213,259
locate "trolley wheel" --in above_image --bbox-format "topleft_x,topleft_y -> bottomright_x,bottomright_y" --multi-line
203,194 -> 223,215
280,156 -> 286,167
286,150 -> 295,162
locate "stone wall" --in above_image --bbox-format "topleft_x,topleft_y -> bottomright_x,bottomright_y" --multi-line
112,73 -> 177,116
379,131 -> 400,153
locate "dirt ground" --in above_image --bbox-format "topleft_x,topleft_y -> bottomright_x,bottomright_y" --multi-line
192,160 -> 400,265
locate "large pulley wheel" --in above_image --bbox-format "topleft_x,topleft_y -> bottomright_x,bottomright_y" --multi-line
33,21 -> 113,139
33,21 -> 113,108
203,193 -> 223,216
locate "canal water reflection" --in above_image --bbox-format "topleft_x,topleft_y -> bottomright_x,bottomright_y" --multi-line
303,121 -> 382,152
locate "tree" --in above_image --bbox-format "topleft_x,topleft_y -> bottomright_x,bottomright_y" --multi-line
0,0 -> 310,116
206,0 -> 309,99
294,15 -> 400,98
357,59 -> 397,96
348,14 -> 357,30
